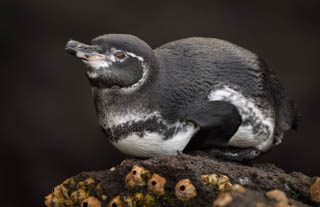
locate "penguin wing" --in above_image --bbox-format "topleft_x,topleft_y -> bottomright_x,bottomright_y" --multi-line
184,100 -> 242,149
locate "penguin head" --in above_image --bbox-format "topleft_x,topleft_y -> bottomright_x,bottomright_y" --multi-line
66,34 -> 156,90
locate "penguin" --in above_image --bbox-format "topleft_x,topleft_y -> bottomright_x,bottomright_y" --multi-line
65,34 -> 299,161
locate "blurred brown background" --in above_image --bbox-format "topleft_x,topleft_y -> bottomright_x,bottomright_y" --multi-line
1,0 -> 319,206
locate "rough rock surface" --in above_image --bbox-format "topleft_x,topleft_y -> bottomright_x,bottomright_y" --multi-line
45,152 -> 319,207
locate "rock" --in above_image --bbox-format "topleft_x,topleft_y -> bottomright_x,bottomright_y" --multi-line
45,152 -> 319,206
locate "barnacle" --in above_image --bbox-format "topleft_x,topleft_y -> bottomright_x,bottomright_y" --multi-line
85,178 -> 96,190
95,183 -> 103,198
217,175 -> 230,186
44,194 -> 53,207
125,165 -> 150,188
123,196 -> 135,207
218,182 -> 232,191
134,192 -> 144,205
229,184 -> 245,193
212,192 -> 233,207
94,184 -> 107,201
45,184 -> 73,207
266,190 -> 288,203
201,174 -> 219,186
144,193 -> 156,206
50,196 -> 65,207
70,191 -> 78,203
310,177 -> 320,203
109,195 -> 123,207
266,189 -> 294,207
147,173 -> 166,196
74,189 -> 89,203
78,181 -> 86,190
45,193 -> 74,207
175,179 -> 197,201
120,160 -> 126,166
63,199 -> 74,207
63,178 -> 76,188
81,197 -> 101,207
54,184 -> 68,199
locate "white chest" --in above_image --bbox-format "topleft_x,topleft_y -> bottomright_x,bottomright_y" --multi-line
110,123 -> 199,157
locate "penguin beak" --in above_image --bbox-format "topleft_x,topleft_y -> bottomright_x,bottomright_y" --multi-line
65,40 -> 109,62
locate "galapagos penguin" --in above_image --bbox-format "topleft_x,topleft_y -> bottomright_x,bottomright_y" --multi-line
65,34 -> 299,161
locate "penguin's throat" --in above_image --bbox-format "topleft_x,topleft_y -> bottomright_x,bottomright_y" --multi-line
90,62 -> 151,93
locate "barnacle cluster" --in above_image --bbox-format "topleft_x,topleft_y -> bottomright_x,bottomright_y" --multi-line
201,174 -> 233,191
45,177 -> 107,207
110,166 -> 167,206
202,173 -> 247,206
108,193 -> 156,207
116,166 -> 197,205
45,165 -> 200,206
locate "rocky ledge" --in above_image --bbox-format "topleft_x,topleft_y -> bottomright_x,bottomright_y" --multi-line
45,152 -> 320,207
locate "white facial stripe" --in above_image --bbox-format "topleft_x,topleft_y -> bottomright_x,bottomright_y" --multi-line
126,52 -> 144,61
110,48 -> 145,62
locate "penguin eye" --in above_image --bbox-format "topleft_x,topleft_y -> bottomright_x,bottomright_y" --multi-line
114,52 -> 126,59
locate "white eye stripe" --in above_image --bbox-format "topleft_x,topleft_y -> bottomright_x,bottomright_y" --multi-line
126,52 -> 144,61
110,48 -> 144,62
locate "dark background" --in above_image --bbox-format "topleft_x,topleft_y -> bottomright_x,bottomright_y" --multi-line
1,0 -> 319,206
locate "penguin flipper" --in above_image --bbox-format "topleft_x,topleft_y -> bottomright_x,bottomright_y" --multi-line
184,101 -> 242,150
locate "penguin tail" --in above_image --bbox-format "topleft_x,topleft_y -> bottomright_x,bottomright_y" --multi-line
259,58 -> 300,143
